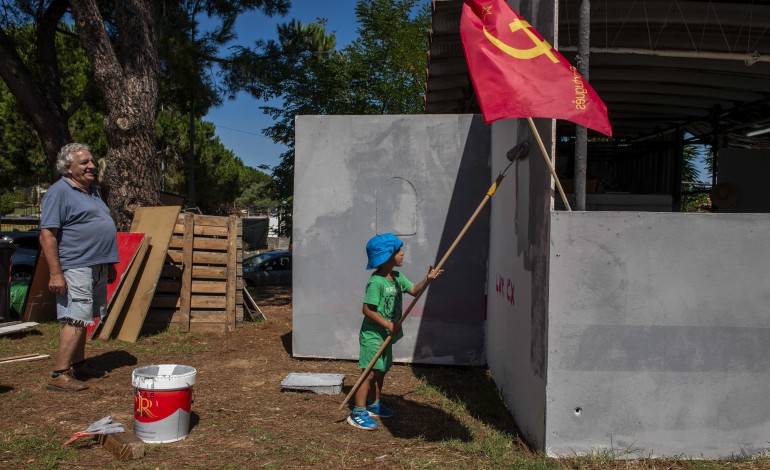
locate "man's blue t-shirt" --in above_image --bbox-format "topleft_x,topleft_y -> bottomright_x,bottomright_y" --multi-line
40,178 -> 119,270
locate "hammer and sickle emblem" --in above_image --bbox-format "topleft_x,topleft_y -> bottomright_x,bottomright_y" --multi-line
483,18 -> 559,63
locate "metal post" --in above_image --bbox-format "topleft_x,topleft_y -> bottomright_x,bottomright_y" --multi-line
673,128 -> 683,212
574,0 -> 590,210
710,106 -> 721,204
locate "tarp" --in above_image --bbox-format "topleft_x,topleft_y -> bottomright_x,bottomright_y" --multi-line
9,279 -> 28,320
242,217 -> 269,251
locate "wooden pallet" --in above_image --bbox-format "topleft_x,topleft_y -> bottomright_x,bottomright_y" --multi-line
142,213 -> 242,334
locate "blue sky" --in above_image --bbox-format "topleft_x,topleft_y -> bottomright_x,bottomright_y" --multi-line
202,1 -> 361,171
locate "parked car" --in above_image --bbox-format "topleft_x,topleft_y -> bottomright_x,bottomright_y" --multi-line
0,230 -> 40,282
242,250 -> 291,287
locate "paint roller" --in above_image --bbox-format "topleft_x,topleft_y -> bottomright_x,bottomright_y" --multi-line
338,142 -> 530,411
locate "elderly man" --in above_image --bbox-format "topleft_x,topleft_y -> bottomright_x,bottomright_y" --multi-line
40,143 -> 118,392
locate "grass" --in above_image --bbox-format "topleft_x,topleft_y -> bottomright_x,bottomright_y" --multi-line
412,369 -> 549,469
4,318 -> 769,469
249,427 -> 276,442
0,427 -> 78,470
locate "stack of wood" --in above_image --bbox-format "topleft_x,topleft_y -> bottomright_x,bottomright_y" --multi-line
22,206 -> 244,342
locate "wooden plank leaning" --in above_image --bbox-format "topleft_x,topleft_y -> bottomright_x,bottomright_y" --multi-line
98,237 -> 151,340
179,213 -> 194,332
113,206 -> 181,343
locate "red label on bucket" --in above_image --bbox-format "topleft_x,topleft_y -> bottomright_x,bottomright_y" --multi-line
134,388 -> 192,422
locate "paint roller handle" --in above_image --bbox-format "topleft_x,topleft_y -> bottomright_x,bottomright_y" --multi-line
339,195 -> 496,411
409,265 -> 444,298
339,149 -> 516,412
338,334 -> 395,411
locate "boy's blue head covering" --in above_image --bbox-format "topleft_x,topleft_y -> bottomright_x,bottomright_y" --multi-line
365,233 -> 403,270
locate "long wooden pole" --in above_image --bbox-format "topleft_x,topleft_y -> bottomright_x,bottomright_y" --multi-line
338,159 -> 516,411
527,117 -> 572,211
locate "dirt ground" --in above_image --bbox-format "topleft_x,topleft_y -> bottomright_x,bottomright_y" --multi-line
0,287 -> 525,469
0,287 -> 765,469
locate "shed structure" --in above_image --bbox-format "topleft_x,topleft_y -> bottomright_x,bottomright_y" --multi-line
293,0 -> 770,459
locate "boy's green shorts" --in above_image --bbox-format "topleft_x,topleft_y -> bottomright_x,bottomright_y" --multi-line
359,338 -> 393,373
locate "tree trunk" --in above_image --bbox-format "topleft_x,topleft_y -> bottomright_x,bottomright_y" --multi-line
70,0 -> 161,230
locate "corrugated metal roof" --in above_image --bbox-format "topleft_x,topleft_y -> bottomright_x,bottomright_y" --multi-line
425,0 -> 770,148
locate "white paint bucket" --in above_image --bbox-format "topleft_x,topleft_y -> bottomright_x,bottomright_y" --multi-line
132,364 -> 197,443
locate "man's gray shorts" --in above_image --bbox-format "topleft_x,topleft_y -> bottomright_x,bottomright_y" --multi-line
56,264 -> 109,327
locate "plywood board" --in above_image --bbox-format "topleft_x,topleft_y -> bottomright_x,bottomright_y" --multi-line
113,206 -> 181,342
87,232 -> 147,340
0,321 -> 40,336
23,232 -> 148,328
97,235 -> 151,340
21,250 -> 55,323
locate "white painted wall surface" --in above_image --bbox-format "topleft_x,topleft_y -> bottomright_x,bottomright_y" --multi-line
293,115 -> 491,365
547,211 -> 770,457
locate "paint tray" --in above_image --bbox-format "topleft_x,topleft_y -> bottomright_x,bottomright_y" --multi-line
280,373 -> 345,395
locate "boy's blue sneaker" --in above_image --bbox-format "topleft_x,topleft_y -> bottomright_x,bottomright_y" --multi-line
366,401 -> 395,418
347,410 -> 378,430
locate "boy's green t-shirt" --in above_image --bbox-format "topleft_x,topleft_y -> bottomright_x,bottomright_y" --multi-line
361,271 -> 414,344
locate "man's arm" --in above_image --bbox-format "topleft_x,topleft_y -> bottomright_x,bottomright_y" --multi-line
39,228 -> 66,295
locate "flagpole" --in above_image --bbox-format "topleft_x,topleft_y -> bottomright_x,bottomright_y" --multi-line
527,117 -> 572,211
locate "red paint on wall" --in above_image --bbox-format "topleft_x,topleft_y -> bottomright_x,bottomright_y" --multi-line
494,274 -> 515,306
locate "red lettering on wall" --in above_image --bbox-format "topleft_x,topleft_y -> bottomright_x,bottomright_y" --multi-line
494,274 -> 515,306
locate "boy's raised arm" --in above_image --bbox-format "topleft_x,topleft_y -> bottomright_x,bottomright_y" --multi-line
408,266 -> 444,296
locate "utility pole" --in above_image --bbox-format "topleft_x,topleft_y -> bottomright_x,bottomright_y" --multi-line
187,5 -> 198,209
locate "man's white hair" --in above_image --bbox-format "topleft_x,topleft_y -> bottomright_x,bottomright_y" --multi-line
56,143 -> 90,175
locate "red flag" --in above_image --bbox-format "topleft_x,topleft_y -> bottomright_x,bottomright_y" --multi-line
460,0 -> 611,136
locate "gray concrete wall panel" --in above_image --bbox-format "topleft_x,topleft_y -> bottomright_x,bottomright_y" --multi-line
486,116 -> 554,449
483,0 -> 557,450
293,115 -> 491,365
547,211 -> 770,457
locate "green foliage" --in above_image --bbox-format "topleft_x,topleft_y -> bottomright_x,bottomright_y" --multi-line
347,0 -> 432,114
157,0 -> 291,117
0,87 -> 44,189
156,109 -> 278,214
682,144 -> 701,183
681,143 -> 711,212
683,192 -> 710,212
0,191 -> 20,215
245,0 -> 432,200
0,24 -> 106,189
235,175 -> 278,211
1,2 -> 286,214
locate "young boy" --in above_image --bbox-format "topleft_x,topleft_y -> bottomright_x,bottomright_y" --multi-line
348,233 -> 443,430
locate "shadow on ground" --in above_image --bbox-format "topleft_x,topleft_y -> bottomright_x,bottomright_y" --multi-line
1,329 -> 43,339
89,350 -> 138,373
411,364 -> 524,441
280,331 -> 292,356
336,386 -> 472,441
249,286 -> 291,307
379,395 -> 473,441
